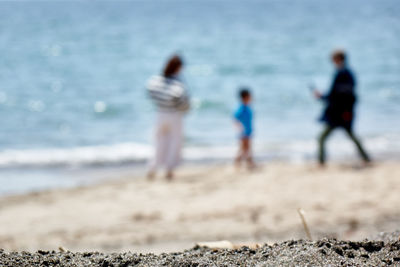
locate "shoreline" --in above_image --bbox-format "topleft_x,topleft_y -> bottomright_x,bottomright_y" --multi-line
0,160 -> 399,254
1,154 -> 399,197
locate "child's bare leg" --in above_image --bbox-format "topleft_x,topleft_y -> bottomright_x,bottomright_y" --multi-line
246,156 -> 256,169
241,138 -> 250,167
243,138 -> 256,169
235,139 -> 246,168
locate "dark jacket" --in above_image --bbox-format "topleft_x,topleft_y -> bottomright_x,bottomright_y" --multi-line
320,67 -> 357,129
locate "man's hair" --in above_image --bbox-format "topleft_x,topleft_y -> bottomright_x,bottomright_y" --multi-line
239,88 -> 251,100
332,50 -> 346,62
163,55 -> 183,78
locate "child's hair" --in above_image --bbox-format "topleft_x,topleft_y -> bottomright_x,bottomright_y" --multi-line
239,88 -> 251,100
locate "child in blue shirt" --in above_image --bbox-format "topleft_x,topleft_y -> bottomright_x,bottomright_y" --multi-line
234,88 -> 255,169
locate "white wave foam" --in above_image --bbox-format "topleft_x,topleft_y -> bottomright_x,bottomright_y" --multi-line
261,133 -> 400,162
0,143 -> 238,168
0,134 -> 399,168
0,143 -> 152,168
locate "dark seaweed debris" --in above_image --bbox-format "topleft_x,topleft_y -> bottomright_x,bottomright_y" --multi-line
1,235 -> 400,266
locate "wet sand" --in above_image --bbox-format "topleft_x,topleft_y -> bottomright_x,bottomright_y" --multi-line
0,161 -> 399,254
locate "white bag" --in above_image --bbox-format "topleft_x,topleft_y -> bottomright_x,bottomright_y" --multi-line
147,76 -> 190,112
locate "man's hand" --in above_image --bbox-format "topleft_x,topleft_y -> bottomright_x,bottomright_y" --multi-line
313,90 -> 323,99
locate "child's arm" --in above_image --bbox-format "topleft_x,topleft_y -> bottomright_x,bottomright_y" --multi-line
233,107 -> 244,133
233,119 -> 244,133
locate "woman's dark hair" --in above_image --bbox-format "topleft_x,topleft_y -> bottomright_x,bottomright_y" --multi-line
163,55 -> 183,78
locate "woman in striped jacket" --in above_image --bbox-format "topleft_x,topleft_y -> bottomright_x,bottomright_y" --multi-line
146,55 -> 190,180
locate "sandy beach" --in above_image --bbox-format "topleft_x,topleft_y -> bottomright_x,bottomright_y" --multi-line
0,161 -> 399,253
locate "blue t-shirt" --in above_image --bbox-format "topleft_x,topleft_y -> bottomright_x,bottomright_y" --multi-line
234,104 -> 253,137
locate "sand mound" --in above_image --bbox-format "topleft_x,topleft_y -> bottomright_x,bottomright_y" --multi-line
1,233 -> 399,266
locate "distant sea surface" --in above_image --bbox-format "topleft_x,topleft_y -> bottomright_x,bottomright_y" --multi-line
0,0 -> 399,194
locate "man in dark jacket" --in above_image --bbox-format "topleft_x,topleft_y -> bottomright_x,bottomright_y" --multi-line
314,50 -> 371,166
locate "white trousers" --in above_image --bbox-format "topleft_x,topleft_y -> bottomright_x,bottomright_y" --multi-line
149,111 -> 183,172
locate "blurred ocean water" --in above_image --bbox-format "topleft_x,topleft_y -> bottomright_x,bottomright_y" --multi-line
0,0 -> 399,192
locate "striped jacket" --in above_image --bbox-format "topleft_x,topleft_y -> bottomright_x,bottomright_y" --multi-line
147,75 -> 190,112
